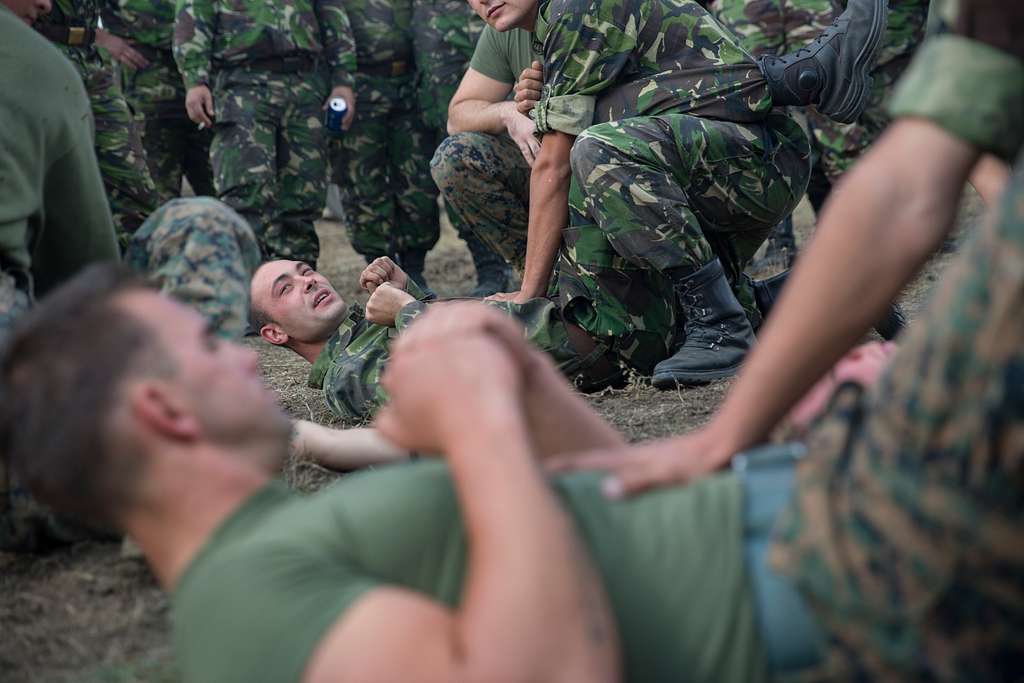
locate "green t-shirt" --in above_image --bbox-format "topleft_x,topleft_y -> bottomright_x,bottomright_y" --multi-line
0,7 -> 118,296
172,462 -> 767,683
468,25 -> 537,85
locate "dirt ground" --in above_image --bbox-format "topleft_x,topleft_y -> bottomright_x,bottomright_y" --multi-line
0,194 -> 982,683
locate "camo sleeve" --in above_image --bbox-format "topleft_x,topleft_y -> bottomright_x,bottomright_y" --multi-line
531,0 -> 639,136
173,0 -> 215,89
889,35 -> 1024,161
315,0 -> 357,89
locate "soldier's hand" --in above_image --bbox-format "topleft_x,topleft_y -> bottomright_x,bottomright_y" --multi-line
365,282 -> 416,327
359,256 -> 409,293
325,85 -> 357,131
185,85 -> 214,127
504,106 -> 541,167
96,30 -> 149,69
514,60 -> 543,116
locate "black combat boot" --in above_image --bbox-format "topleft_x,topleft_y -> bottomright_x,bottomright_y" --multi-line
759,0 -> 889,123
464,232 -> 516,297
749,269 -> 908,340
652,259 -> 756,388
749,215 -> 797,274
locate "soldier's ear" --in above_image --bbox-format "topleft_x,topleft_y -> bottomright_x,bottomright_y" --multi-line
260,324 -> 289,346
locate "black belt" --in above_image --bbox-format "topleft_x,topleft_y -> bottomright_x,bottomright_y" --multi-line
359,60 -> 409,77
239,54 -> 318,74
36,24 -> 96,47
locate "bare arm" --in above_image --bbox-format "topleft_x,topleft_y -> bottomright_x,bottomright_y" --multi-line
447,68 -> 516,135
969,154 -> 1010,205
290,422 -> 408,471
304,333 -> 620,683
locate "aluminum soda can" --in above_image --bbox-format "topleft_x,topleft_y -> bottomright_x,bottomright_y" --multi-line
324,97 -> 348,136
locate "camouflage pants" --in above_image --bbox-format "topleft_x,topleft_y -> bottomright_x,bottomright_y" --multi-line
411,0 -> 485,131
84,63 -> 160,238
559,112 -> 810,373
212,67 -> 328,265
329,72 -> 439,258
122,57 -> 215,203
431,132 -> 531,273
1,197 -> 261,551
712,0 -> 833,58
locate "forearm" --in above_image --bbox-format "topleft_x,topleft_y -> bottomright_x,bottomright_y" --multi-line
446,406 -> 619,681
447,98 -> 516,136
969,154 -> 1010,205
290,422 -> 408,470
702,119 -> 981,458
520,133 -> 573,297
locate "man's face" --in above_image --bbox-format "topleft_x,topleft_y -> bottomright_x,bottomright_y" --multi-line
122,292 -> 291,469
251,260 -> 348,346
467,0 -> 538,32
2,0 -> 51,24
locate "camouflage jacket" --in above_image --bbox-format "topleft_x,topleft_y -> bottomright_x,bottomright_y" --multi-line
345,0 -> 413,68
101,0 -> 175,51
308,281 -> 431,421
173,0 -> 357,89
532,0 -> 770,137
33,0 -> 101,69
771,28 -> 1024,680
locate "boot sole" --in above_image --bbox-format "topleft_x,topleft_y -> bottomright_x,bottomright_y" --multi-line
827,0 -> 889,123
651,363 -> 743,389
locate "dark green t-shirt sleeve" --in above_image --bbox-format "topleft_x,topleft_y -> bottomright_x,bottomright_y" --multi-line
173,540 -> 381,683
469,25 -> 518,83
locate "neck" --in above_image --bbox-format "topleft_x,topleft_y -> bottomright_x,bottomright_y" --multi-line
524,1 -> 539,31
291,338 -> 328,364
124,449 -> 273,590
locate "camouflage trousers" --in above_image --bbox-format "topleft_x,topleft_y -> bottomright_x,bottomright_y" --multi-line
411,0 -> 485,131
559,112 -> 810,374
0,197 -> 261,551
83,62 -> 160,238
712,0 -> 833,59
431,132 -> 531,273
212,67 -> 328,265
330,72 -> 439,258
122,56 -> 215,203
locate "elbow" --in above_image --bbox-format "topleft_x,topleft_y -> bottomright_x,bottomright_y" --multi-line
533,152 -> 571,184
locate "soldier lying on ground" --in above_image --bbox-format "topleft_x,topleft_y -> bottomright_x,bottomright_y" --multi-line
4,266 -> 915,683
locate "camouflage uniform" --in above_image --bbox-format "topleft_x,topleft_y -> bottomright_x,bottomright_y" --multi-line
174,0 -> 356,266
771,16 -> 1024,678
125,198 -> 262,339
531,0 -> 809,371
309,291 -> 582,421
101,0 -> 215,203
34,0 -> 159,238
804,0 -> 931,182
328,0 -> 439,262
712,0 -> 833,57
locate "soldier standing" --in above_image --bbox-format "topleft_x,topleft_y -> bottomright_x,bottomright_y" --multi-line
328,0 -> 437,286
412,0 -> 515,295
33,0 -> 160,240
101,0 -> 215,203
174,0 -> 356,267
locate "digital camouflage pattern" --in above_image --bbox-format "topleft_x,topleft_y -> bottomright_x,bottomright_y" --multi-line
125,197 -> 262,339
172,0 -> 356,90
711,0 -> 832,58
533,0 -> 771,137
209,69 -> 329,265
431,132 -> 531,273
560,112 -> 810,371
35,0 -> 159,237
103,0 -> 215,202
805,0 -> 930,182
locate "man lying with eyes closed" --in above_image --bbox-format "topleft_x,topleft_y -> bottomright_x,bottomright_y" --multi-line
250,256 -> 608,422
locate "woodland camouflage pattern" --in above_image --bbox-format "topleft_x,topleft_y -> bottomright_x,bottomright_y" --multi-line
711,0 -> 832,58
412,0 -> 485,131
560,113 -> 810,371
329,0 -> 439,260
103,0 -> 215,202
532,0 -> 771,137
35,0 -> 159,237
125,197 -> 262,339
431,132 -> 531,273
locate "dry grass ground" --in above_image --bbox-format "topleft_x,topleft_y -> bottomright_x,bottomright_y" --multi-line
0,192 -> 982,683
